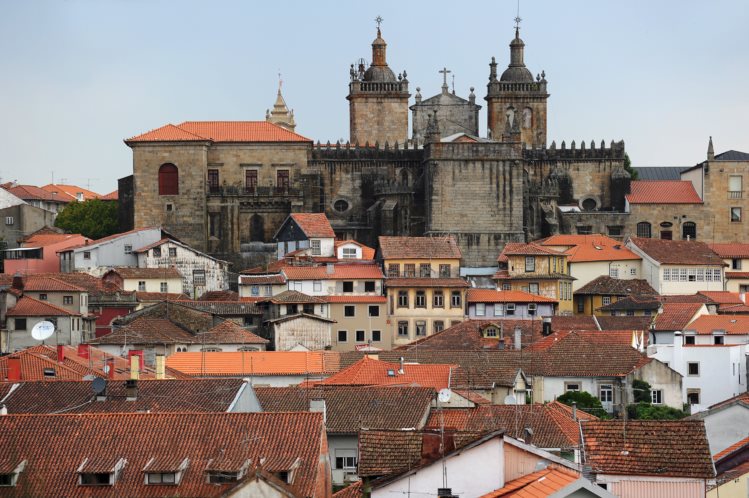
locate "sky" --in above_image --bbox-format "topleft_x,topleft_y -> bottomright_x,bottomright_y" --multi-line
0,0 -> 747,194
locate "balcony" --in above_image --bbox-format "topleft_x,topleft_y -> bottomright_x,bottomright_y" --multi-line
729,190 -> 743,199
207,185 -> 301,198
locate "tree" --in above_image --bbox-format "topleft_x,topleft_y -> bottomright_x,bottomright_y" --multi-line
556,391 -> 609,419
54,199 -> 119,240
632,379 -> 652,404
627,403 -> 688,420
624,153 -> 638,180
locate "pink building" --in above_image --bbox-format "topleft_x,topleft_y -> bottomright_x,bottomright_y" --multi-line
4,232 -> 90,275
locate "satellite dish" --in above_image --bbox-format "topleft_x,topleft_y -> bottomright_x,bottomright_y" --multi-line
438,388 -> 452,403
92,377 -> 106,395
504,394 -> 517,405
31,321 -> 55,341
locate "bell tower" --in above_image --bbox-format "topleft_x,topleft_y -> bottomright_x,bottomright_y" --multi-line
486,23 -> 549,147
347,18 -> 410,145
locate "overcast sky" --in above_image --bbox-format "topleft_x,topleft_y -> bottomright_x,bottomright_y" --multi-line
1,0 -> 747,193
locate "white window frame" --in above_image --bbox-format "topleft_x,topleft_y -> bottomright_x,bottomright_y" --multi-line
4,216 -> 13,225
313,280 -> 322,292
160,282 -> 168,293
494,303 -> 504,316
651,389 -> 663,404
599,384 -> 613,403
341,247 -> 357,259
310,239 -> 321,256
475,303 -> 486,316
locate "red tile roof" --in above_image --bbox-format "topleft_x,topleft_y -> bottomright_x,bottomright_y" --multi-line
315,357 -> 455,390
3,184 -> 70,203
289,213 -> 336,238
698,291 -> 744,305
713,436 -> 749,462
385,277 -> 469,288
582,420 -> 715,478
709,243 -> 749,259
100,189 -> 118,201
0,412 -> 326,497
282,264 -> 384,280
88,317 -> 266,346
466,289 -> 557,303
19,276 -> 86,292
21,233 -> 86,247
196,290 -> 240,301
395,319 -> 544,352
575,276 -> 656,296
41,183 -> 102,201
626,180 -> 703,204
6,296 -> 80,317
527,330 -> 649,351
498,242 -> 562,263
378,236 -> 462,260
685,314 -> 749,335
165,351 -> 341,377
725,272 -> 749,279
127,121 -> 312,144
540,234 -> 640,262
629,237 -> 725,265
653,302 -> 704,331
480,466 -> 581,497
262,290 -> 327,304
239,274 -> 287,285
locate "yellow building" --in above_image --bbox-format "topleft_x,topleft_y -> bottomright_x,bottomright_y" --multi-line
573,275 -> 658,316
493,243 -> 574,314
379,236 -> 468,346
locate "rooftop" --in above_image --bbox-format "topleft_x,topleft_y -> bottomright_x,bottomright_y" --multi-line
626,180 -> 703,204
126,121 -> 311,144
378,236 -> 462,260
6,296 -> 80,317
41,183 -> 102,201
314,356 -> 455,390
685,314 -> 749,335
480,466 -> 582,497
653,302 -> 705,331
282,263 -> 384,280
628,237 -> 725,266
539,234 -> 640,262
708,242 -> 749,259
576,276 -> 656,296
165,351 -> 340,377
87,317 -> 267,345
105,267 -> 183,280
498,242 -> 563,262
288,213 -> 336,238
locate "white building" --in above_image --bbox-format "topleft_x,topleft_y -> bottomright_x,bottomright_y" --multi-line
281,264 -> 384,296
59,227 -> 166,273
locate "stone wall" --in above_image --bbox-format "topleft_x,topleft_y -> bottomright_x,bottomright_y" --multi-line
702,160 -> 749,242
349,96 -> 409,146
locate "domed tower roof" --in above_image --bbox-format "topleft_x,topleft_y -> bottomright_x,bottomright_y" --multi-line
500,27 -> 534,82
364,27 -> 397,82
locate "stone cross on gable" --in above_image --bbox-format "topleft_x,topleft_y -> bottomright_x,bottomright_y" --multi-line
439,67 -> 451,91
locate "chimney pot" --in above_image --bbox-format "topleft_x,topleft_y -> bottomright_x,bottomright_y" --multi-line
106,358 -> 116,380
399,356 -> 405,375
572,401 -> 577,421
309,398 -> 326,424
7,357 -> 21,381
155,354 -> 165,380
11,273 -> 23,291
129,353 -> 140,380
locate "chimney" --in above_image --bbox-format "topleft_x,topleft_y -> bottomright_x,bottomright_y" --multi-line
498,338 -> 506,350
421,432 -> 455,465
106,358 -> 116,380
11,273 -> 23,291
398,357 -> 405,375
572,401 -> 577,421
0,405 -> 7,416
326,263 -> 334,275
57,344 -> 66,364
155,354 -> 165,380
514,326 -> 522,350
129,354 -> 140,380
437,489 -> 458,498
309,398 -> 326,424
741,292 -> 746,304
542,317 -> 552,336
673,331 -> 683,373
77,343 -> 90,359
7,357 -> 21,381
125,379 -> 138,400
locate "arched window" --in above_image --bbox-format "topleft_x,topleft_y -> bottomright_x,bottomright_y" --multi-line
682,222 -> 697,240
636,222 -> 652,238
158,163 -> 179,195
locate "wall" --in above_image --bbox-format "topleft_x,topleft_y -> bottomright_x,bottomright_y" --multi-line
348,95 -> 409,146
22,290 -> 88,316
697,404 -> 749,455
629,360 -> 683,410
467,302 -> 555,319
7,316 -> 79,351
626,203 -> 710,242
72,228 -> 162,272
5,235 -> 88,275
329,434 -> 359,486
285,278 -> 382,297
122,277 -> 183,294
571,260 -> 642,292
273,316 -> 332,351
702,159 -> 749,242
707,474 -> 748,498
0,204 -> 56,249
329,302 -> 390,352
599,475 -> 706,498
386,285 -> 466,345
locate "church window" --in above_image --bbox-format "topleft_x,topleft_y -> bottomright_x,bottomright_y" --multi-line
636,222 -> 652,238
682,222 -> 696,240
158,163 -> 179,195
333,199 -> 349,212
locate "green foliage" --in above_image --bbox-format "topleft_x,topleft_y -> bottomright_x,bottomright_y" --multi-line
54,199 -> 119,240
627,402 -> 688,420
624,153 -> 638,180
632,379 -> 652,404
556,391 -> 610,419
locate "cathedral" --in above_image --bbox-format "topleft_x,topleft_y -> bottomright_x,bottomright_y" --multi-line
123,23 -> 630,268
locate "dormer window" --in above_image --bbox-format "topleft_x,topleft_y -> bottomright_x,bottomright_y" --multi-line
78,457 -> 126,486
205,458 -> 250,484
143,457 -> 188,486
276,458 -> 301,485
0,460 -> 26,487
483,326 -> 499,338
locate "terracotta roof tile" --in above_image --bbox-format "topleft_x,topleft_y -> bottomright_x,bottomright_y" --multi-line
88,317 -> 266,345
135,291 -> 189,301
21,233 -> 84,246
466,289 -> 557,303
256,385 -> 433,434
239,274 -> 287,285
41,183 -> 102,201
315,357 -> 455,390
100,189 -> 118,201
725,272 -> 749,279
3,184 -> 70,203
684,314 -> 749,335
395,319 -> 544,353
626,180 -> 703,204
174,300 -> 262,315
379,236 -> 462,260
596,316 -> 655,331
550,315 -> 598,331
597,295 -> 661,312
127,121 -> 311,143
165,351 -> 341,377
6,296 -> 80,316
385,277 -> 468,288
713,435 -> 749,462
19,276 -> 86,292
333,481 -> 363,498
282,264 -> 384,280
582,420 -> 715,478
575,276 -> 656,296
480,466 -> 581,497
357,429 -> 424,477
289,213 -> 336,238
262,290 -> 327,304
653,302 -> 705,331
698,291 -> 744,305
629,237 -> 724,265
527,330 -> 649,351
709,243 -> 749,259
498,242 -> 562,262
0,412 -> 325,497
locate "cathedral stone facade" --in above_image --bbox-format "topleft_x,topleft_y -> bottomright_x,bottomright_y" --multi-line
124,25 -> 630,268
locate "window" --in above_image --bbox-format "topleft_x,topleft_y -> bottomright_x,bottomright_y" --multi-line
333,199 -> 350,213
14,318 -> 27,331
660,230 -> 672,240
43,367 -> 56,377
158,163 -> 179,195
343,281 -> 355,293
714,335 -> 724,345
494,304 -> 504,316
651,390 -> 663,404
344,305 -> 355,317
201,347 -> 223,352
165,203 -> 173,212
565,382 -> 580,393
577,300 -> 584,313
576,225 -> 593,235
483,326 -> 498,338
147,472 -> 177,485
4,216 -> 13,226
528,283 -> 539,295
685,335 -> 695,345
138,281 -> 146,291
439,264 -> 451,278
311,239 -> 321,256
356,330 -> 365,342
415,291 -> 426,308
415,321 -> 426,336
630,268 -> 637,276
388,263 -> 400,277
636,222 -> 652,238
607,226 -> 622,237
364,281 -> 376,292
404,264 -> 416,277
729,175 -> 743,197
152,247 -> 162,257
83,251 -> 91,260
80,473 -> 112,486
398,321 -> 409,336
160,282 -> 168,293
525,256 -> 536,272
433,291 -> 444,308
208,472 -> 237,484
476,303 -> 486,316
502,283 -> 511,290
398,291 -> 409,308
434,321 -> 444,333
264,285 -> 272,296
602,296 -> 611,306
303,303 -> 314,314
732,259 -> 742,270
39,293 -> 48,301
276,170 -> 290,190
335,454 -> 357,470
313,280 -> 322,292
245,169 -> 258,192
368,305 -> 379,317
372,330 -> 381,342
420,263 -> 431,277
63,296 -> 73,305
687,389 -> 700,405
731,207 -> 742,222
682,222 -> 696,240
338,330 -> 347,342
609,267 -> 619,278
528,303 -> 537,315
168,248 -> 177,257
207,169 -> 220,192
687,362 -> 700,376
506,303 -> 516,315
599,384 -> 613,403
251,285 -> 260,296
451,291 -> 461,308
193,270 -> 206,286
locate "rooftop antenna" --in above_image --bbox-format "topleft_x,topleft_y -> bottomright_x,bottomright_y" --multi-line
451,74 -> 455,95
515,0 -> 522,32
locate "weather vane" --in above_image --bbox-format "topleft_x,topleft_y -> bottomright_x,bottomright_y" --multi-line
375,15 -> 383,29
515,0 -> 522,29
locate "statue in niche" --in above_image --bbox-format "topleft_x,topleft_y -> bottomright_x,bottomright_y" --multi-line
523,108 -> 532,129
505,107 -> 515,127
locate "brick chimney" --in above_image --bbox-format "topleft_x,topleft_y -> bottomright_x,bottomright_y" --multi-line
77,343 -> 90,360
420,432 -> 455,465
155,354 -> 165,380
57,345 -> 65,364
7,357 -> 21,381
129,354 -> 140,380
11,273 -> 23,292
106,358 -> 116,380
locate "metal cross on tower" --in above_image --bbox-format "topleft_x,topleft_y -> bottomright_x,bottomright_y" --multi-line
375,15 -> 383,29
